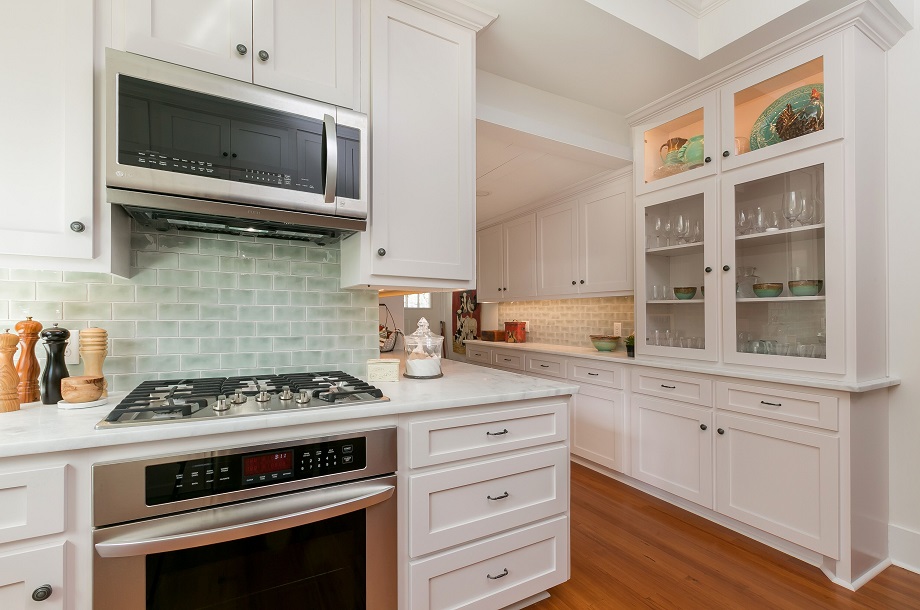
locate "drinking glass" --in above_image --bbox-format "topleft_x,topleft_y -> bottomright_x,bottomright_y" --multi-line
654,329 -> 661,346
654,216 -> 663,247
799,196 -> 817,226
675,214 -> 690,244
751,207 -> 766,233
765,210 -> 781,232
690,220 -> 703,243
663,217 -> 673,246
783,191 -> 805,227
737,209 -> 749,235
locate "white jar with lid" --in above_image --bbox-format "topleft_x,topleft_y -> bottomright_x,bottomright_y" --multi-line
403,317 -> 443,379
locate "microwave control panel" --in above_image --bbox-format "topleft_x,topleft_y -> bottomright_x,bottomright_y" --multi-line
145,436 -> 367,506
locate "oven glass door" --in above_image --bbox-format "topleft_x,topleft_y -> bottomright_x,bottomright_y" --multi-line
147,511 -> 364,609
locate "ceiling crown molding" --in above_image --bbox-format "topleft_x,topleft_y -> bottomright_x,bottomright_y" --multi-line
398,0 -> 498,31
668,0 -> 731,18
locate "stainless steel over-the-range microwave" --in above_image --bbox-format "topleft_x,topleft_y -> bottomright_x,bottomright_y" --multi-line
105,48 -> 368,241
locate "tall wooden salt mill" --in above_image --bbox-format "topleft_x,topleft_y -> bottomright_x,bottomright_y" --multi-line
79,327 -> 108,397
15,316 -> 42,403
0,329 -> 20,413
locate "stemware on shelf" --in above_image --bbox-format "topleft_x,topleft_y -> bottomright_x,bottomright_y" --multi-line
675,214 -> 690,244
654,216 -> 663,247
782,190 -> 805,227
690,220 -> 703,243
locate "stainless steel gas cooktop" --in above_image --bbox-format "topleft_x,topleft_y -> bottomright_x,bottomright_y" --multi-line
96,372 -> 389,428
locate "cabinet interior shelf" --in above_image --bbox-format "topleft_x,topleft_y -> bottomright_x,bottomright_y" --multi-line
736,296 -> 826,303
735,224 -> 825,247
648,299 -> 705,304
646,242 -> 704,257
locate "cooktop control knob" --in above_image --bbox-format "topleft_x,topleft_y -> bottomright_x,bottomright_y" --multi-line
256,390 -> 271,403
231,389 -> 246,404
279,385 -> 294,401
214,394 -> 230,412
296,390 -> 311,404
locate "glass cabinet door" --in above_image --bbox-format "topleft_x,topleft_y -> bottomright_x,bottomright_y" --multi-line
720,144 -> 844,373
720,36 -> 843,171
637,180 -> 719,361
634,92 -> 718,196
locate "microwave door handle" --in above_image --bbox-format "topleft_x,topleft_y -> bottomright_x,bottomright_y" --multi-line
323,113 -> 338,204
94,480 -> 394,558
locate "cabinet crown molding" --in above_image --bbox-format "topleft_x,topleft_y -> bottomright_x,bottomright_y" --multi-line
627,0 -> 909,126
396,0 -> 498,31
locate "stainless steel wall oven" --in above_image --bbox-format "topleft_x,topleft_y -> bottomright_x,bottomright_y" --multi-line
92,427 -> 396,609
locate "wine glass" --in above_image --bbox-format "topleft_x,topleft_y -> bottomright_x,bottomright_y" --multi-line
737,209 -> 749,235
654,216 -> 663,247
663,217 -> 673,246
675,214 -> 690,244
690,220 -> 703,243
799,196 -> 816,226
783,191 -> 805,227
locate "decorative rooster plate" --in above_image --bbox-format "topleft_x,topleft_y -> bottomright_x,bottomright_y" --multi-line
750,84 -> 824,151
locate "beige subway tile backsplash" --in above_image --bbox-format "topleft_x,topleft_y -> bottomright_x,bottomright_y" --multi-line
497,296 -> 635,348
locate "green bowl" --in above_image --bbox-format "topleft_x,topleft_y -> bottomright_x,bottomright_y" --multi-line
753,282 -> 783,298
789,280 -> 821,297
590,335 -> 620,352
673,287 -> 697,300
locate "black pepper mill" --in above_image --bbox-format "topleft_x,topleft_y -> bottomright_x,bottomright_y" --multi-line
40,323 -> 70,405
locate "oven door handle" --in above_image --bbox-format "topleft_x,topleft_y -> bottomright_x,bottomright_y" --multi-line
94,479 -> 394,558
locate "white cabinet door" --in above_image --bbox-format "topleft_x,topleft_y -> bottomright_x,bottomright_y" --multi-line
0,0 -> 94,258
477,224 -> 504,302
571,383 -> 627,473
122,0 -> 253,82
504,215 -> 537,300
631,394 -> 713,508
715,412 -> 839,557
0,544 -> 65,610
579,182 -> 633,293
536,199 -> 578,296
368,0 -> 474,281
252,0 -> 356,107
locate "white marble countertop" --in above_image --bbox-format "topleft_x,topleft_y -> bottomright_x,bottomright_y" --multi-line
0,358 -> 578,459
464,340 -> 900,393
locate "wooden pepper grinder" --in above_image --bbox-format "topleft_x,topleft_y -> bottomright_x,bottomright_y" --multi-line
0,329 -> 20,413
40,323 -> 70,405
79,327 -> 108,397
14,316 -> 42,404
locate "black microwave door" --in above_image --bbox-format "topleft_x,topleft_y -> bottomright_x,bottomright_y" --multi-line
336,126 -> 361,201
149,102 -> 231,177
229,120 -> 297,189
117,95 -> 152,164
296,127 -> 325,197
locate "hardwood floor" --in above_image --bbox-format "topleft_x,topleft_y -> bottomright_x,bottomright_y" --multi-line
529,463 -> 920,609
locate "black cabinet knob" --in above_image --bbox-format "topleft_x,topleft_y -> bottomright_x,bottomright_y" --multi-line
722,150 -> 730,157
377,248 -> 386,256
571,280 -> 576,285
231,153 -> 238,158
236,43 -> 248,56
32,585 -> 52,602
223,152 -> 229,157
717,428 -> 725,435
705,266 -> 712,273
700,424 -> 708,431
704,156 -> 712,163
580,280 -> 585,284
723,265 -> 730,272
503,287 -> 507,291
258,50 -> 270,61
70,221 -> 85,233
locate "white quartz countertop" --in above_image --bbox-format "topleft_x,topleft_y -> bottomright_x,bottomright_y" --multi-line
0,358 -> 577,459
464,340 -> 900,393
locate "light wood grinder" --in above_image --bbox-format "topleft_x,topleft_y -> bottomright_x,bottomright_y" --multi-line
15,316 -> 42,404
1,329 -> 20,413
79,327 -> 108,397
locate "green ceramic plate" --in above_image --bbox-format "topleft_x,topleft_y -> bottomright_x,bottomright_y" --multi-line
749,84 -> 824,151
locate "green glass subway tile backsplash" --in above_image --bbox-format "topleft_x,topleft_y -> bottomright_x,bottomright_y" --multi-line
0,226 -> 378,392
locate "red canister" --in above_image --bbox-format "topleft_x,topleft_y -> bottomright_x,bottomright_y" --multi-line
504,321 -> 526,343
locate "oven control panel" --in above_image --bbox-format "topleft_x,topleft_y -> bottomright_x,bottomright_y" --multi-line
145,436 -> 367,506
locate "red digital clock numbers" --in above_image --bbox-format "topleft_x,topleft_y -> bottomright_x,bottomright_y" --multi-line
243,451 -> 293,476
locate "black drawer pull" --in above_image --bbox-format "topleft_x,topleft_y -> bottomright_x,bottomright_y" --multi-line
717,428 -> 725,435
486,429 -> 509,436
587,372 -> 599,376
661,384 -> 676,389
760,400 -> 782,407
700,423 -> 708,431
540,364 -> 549,368
487,568 -> 509,580
487,491 -> 509,501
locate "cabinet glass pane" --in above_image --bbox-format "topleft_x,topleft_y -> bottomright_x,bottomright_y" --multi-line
642,108 -> 705,186
644,193 -> 706,351
733,57 -> 825,156
733,163 -> 826,360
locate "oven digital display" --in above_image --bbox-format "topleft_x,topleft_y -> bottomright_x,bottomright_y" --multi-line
243,451 -> 293,476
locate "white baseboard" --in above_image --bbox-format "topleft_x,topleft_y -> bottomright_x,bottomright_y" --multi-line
890,523 -> 920,575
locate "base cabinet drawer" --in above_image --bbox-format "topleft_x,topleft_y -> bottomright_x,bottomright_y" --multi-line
466,346 -> 492,365
0,466 -> 66,544
409,446 -> 568,556
409,516 -> 569,610
524,354 -> 566,378
492,350 -> 525,371
567,358 -> 625,389
716,382 -> 839,431
632,369 -> 712,406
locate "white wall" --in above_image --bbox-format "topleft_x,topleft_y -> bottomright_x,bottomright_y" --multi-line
887,0 -> 920,572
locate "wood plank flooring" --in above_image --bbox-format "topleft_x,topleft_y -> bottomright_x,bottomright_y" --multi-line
529,463 -> 920,609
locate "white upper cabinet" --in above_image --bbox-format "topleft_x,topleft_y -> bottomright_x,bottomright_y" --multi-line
0,0 -> 95,260
536,200 -> 579,296
118,0 -> 357,108
476,224 -> 504,302
504,214 -> 537,300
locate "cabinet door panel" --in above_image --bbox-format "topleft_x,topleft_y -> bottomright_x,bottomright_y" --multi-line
253,0 -> 356,107
715,413 -> 839,558
572,383 -> 627,472
476,225 -> 504,302
370,0 -> 473,280
0,544 -> 65,610
504,215 -> 537,299
0,0 -> 94,258
536,200 -> 578,295
579,184 -> 633,292
123,0 -> 253,82
631,395 -> 713,508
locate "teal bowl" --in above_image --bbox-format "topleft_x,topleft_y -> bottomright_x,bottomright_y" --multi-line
590,335 -> 620,352
753,282 -> 783,298
673,287 -> 697,300
789,280 -> 821,297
